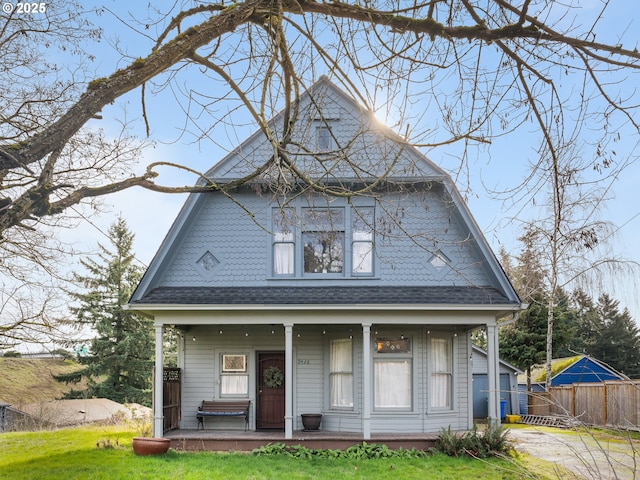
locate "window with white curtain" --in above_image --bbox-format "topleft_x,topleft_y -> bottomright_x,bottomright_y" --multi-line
352,207 -> 374,274
220,354 -> 249,396
374,337 -> 412,410
220,375 -> 249,396
271,203 -> 375,278
273,208 -> 295,275
430,336 -> 453,409
330,338 -> 353,408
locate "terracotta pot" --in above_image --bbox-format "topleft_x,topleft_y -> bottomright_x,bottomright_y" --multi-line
132,437 -> 171,455
301,413 -> 322,431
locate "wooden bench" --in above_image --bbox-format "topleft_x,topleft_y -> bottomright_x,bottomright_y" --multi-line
196,400 -> 250,431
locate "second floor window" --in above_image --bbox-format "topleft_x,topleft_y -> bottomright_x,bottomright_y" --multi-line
273,208 -> 295,275
352,207 -> 374,275
272,204 -> 374,277
302,208 -> 344,274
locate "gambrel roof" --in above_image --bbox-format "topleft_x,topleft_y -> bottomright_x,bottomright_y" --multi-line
129,77 -> 520,313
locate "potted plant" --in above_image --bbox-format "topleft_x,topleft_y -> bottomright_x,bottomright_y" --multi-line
132,436 -> 171,455
301,413 -> 322,431
130,411 -> 171,455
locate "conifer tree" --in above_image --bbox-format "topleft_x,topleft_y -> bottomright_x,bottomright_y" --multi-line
57,217 -> 153,406
581,294 -> 640,378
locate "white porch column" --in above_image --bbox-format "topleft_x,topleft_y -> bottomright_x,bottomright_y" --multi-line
486,324 -> 501,427
153,322 -> 164,438
362,323 -> 372,440
284,323 -> 294,439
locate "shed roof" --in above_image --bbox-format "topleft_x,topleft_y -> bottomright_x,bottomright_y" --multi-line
518,355 -> 629,385
472,345 -> 523,374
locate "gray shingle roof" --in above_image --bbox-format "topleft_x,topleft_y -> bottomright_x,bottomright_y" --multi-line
132,285 -> 515,306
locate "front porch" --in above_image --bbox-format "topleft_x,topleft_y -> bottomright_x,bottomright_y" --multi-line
164,428 -> 439,452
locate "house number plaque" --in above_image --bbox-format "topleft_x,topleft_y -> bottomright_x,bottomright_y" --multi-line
297,358 -> 310,365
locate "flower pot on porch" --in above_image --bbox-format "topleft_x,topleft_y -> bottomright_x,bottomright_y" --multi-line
301,413 -> 322,431
132,437 -> 171,455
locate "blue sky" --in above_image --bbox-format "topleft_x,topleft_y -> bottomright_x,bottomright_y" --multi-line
53,1 -> 640,322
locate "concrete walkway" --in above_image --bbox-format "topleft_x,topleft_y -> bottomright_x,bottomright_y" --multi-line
508,426 -> 640,480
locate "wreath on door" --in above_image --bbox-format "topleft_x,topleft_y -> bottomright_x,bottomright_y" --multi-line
263,366 -> 284,388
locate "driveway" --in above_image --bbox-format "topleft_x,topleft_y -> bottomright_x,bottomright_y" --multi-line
507,426 -> 639,480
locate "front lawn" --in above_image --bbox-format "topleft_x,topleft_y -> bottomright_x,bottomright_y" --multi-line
0,425 -> 542,480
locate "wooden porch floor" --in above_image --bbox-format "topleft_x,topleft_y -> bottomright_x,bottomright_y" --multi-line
164,429 -> 439,452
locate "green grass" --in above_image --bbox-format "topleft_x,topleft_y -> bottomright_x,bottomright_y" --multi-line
0,425 -> 542,480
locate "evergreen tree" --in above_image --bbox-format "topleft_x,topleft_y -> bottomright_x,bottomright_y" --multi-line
499,232 -> 548,389
57,217 -> 153,406
563,289 -> 599,355
590,294 -> 640,378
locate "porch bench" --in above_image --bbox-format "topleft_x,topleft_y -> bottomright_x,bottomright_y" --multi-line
196,400 -> 250,431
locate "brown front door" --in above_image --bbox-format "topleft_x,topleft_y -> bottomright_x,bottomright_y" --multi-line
256,351 -> 285,430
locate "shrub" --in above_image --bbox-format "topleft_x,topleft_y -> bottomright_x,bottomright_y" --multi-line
252,442 -> 427,459
433,423 -> 512,458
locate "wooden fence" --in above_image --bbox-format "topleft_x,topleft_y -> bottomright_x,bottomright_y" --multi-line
163,367 -> 181,432
527,380 -> 640,429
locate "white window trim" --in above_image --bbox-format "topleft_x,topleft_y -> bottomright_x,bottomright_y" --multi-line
328,337 -> 354,411
427,333 -> 455,412
218,352 -> 250,398
372,336 -> 413,412
270,202 -> 376,279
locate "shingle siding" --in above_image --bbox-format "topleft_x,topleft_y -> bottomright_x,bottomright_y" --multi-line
153,187 -> 499,291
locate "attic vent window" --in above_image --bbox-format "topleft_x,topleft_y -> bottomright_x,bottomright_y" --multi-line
429,251 -> 450,270
317,125 -> 334,151
197,251 -> 220,272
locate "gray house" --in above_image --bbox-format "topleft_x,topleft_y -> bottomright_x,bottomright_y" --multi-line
128,77 -> 523,440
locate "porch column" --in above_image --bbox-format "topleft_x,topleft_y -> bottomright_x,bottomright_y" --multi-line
362,323 -> 372,440
486,324 -> 500,427
153,322 -> 164,438
284,323 -> 294,439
